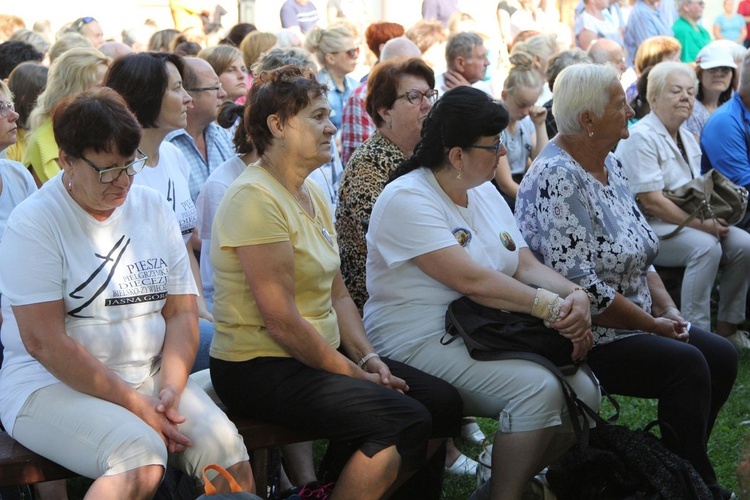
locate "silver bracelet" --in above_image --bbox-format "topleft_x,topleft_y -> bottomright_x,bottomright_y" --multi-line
357,352 -> 380,368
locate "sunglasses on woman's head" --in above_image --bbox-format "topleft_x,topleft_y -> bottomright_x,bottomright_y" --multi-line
72,16 -> 96,31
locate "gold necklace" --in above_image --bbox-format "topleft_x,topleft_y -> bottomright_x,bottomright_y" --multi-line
261,156 -> 310,205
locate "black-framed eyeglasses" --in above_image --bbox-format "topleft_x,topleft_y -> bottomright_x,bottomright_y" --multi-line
186,83 -> 222,92
706,66 -> 732,75
465,140 -> 504,154
395,89 -> 438,106
335,47 -> 359,59
80,149 -> 148,183
72,16 -> 96,32
0,101 -> 15,118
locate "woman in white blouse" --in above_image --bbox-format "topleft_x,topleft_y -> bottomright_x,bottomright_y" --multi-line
615,61 -> 750,349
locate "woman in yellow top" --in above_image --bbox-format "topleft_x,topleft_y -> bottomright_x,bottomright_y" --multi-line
23,47 -> 109,185
209,65 -> 463,499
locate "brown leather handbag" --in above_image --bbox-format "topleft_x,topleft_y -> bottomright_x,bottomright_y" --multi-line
661,169 -> 748,239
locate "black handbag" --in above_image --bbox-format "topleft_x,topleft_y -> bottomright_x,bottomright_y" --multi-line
546,421 -> 712,500
442,296 -> 615,447
443,296 -> 578,368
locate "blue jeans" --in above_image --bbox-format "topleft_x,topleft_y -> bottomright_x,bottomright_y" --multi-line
191,318 -> 214,373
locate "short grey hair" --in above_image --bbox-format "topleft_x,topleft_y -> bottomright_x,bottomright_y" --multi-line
546,48 -> 592,91
255,47 -> 317,73
553,64 -> 619,135
646,61 -> 697,107
445,31 -> 483,69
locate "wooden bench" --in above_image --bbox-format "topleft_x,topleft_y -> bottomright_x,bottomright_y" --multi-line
0,431 -> 77,487
0,418 -> 318,498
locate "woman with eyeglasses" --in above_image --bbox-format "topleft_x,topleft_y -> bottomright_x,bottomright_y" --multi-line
304,24 -> 360,131
684,44 -> 737,139
336,57 -> 437,313
364,86 -> 599,500
105,53 -> 215,369
0,87 -> 256,499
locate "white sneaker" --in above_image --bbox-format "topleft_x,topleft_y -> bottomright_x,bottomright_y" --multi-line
446,453 -> 479,476
461,421 -> 487,444
725,330 -> 750,350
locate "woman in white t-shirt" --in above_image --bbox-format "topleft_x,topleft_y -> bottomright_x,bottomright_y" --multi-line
574,0 -> 624,49
0,80 -> 37,365
364,86 -> 600,500
105,52 -> 214,371
0,88 -> 255,498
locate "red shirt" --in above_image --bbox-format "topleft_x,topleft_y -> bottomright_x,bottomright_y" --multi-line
738,0 -> 750,40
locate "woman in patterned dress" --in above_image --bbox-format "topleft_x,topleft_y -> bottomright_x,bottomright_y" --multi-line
515,63 -> 738,500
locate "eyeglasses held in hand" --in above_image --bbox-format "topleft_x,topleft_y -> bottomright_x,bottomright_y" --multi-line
396,89 -> 439,106
81,149 -> 148,183
0,102 -> 15,118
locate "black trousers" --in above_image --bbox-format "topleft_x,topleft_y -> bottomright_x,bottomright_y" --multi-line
210,355 -> 463,496
587,327 -> 737,496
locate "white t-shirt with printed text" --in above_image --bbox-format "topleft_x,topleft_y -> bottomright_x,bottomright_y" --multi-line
133,142 -> 197,244
0,174 -> 196,435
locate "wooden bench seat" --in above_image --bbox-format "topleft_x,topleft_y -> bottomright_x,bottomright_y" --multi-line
0,418 -> 318,498
0,431 -> 77,488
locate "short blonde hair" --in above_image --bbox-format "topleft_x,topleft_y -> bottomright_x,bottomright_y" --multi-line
511,34 -> 561,71
634,36 -> 682,75
239,31 -> 276,70
30,47 -> 110,130
48,33 -> 92,63
198,44 -> 243,76
0,80 -> 12,101
304,24 -> 353,68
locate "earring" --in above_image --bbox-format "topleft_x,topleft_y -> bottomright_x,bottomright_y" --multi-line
457,170 -> 462,180
67,177 -> 72,191
588,131 -> 594,138
387,121 -> 392,129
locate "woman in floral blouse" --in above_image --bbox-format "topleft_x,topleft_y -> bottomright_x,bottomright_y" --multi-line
515,63 -> 738,500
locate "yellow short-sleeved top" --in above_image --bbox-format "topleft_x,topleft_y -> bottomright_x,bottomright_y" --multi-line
23,118 -> 60,184
210,165 -> 341,361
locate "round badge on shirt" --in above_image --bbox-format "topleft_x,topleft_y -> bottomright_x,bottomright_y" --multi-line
500,231 -> 516,251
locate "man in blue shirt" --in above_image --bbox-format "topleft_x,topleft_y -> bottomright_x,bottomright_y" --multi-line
701,51 -> 750,229
624,0 -> 672,67
166,57 -> 235,202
